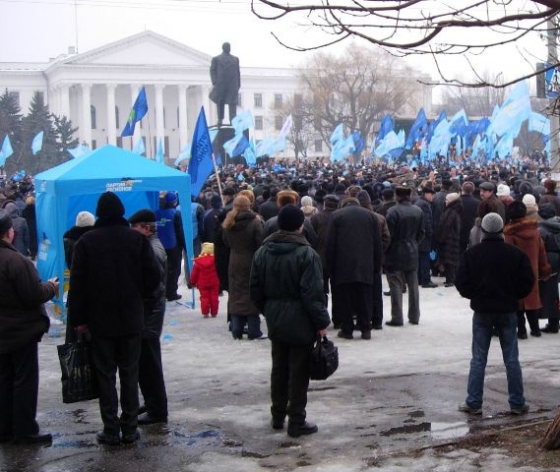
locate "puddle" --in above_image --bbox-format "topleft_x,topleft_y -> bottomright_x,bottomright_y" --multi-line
430,421 -> 469,441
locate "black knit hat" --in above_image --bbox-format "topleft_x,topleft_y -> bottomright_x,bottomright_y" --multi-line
507,201 -> 527,221
538,203 -> 556,220
0,209 -> 13,234
277,204 -> 305,231
96,192 -> 125,218
128,209 -> 156,225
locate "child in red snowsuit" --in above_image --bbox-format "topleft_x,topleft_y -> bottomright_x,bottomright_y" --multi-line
190,242 -> 220,317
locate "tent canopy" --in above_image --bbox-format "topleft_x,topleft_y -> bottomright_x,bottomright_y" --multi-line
34,145 -> 193,308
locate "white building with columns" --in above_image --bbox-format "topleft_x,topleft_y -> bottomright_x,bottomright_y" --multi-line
0,30 -> 433,161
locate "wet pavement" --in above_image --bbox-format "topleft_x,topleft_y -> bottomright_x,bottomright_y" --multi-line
2,276 -> 560,471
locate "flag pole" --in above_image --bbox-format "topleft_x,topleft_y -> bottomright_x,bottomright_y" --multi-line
212,153 -> 224,204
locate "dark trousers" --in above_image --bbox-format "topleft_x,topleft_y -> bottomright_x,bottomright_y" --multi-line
270,341 -> 312,426
165,246 -> 182,299
139,337 -> 168,419
332,282 -> 374,335
216,101 -> 237,125
517,309 -> 540,335
0,342 -> 40,439
91,335 -> 141,437
418,251 -> 432,285
372,272 -> 383,328
444,263 -> 457,285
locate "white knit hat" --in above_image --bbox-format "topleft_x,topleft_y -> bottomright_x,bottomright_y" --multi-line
445,192 -> 460,204
522,194 -> 536,207
497,184 -> 511,197
481,212 -> 504,233
75,211 -> 95,227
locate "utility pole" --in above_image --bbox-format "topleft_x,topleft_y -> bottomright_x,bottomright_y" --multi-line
548,15 -> 559,171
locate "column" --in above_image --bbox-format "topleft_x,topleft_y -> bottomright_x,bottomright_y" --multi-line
106,84 -> 117,145
155,84 -> 165,159
81,83 -> 92,147
178,84 -> 188,150
49,85 -> 59,116
60,84 -> 71,119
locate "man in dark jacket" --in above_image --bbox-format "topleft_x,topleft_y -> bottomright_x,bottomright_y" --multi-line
414,185 -> 437,288
69,192 -> 160,446
384,186 -> 425,326
259,187 -> 280,221
0,209 -> 58,445
251,205 -> 330,438
129,209 -> 168,425
455,212 -> 534,416
327,197 -> 382,339
459,182 -> 480,255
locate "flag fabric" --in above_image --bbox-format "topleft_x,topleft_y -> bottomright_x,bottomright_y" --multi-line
174,143 -> 190,166
231,110 -> 254,134
155,138 -> 164,164
449,109 -> 469,137
331,135 -> 355,161
0,135 -> 14,165
32,131 -> 44,155
68,144 -> 91,159
375,115 -> 394,147
121,87 -> 148,137
352,130 -> 364,157
330,123 -> 344,145
223,133 -> 249,157
188,107 -> 214,197
243,137 -> 257,166
132,137 -> 145,155
405,108 -> 428,150
279,114 -> 293,138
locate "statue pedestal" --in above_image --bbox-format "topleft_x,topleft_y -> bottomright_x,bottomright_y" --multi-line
210,125 -> 247,166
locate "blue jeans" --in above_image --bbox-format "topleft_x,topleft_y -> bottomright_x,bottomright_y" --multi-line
231,314 -> 262,339
466,312 -> 525,409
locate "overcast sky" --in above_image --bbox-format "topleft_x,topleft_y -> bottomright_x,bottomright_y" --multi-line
0,0 -> 549,89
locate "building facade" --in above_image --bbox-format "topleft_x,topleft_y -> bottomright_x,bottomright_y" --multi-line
0,31 -> 433,161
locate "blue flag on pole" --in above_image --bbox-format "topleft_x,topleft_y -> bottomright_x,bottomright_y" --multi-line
188,107 -> 214,197
330,123 -> 344,145
405,109 -> 427,149
121,87 -> 148,137
174,144 -> 190,166
132,136 -> 145,155
32,131 -> 44,155
0,135 -> 14,166
155,138 -> 164,164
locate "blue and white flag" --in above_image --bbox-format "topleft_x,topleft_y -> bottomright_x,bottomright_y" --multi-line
32,131 -> 44,155
279,114 -> 293,138
155,138 -> 164,164
68,143 -> 91,159
0,135 -> 13,166
330,123 -> 344,145
132,137 -> 145,155
231,110 -> 254,134
121,87 -> 148,137
174,143 -> 191,166
188,107 -> 214,197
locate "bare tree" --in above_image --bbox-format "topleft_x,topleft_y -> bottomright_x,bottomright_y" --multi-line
251,0 -> 559,87
285,45 -> 427,152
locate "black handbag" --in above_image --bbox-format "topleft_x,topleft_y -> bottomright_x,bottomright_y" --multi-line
309,335 -> 339,380
57,337 -> 99,403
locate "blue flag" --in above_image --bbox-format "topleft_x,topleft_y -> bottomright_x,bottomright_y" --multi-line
0,135 -> 14,166
155,138 -> 164,164
121,87 -> 148,137
405,108 -> 427,150
174,144 -> 190,166
223,133 -> 249,157
32,131 -> 44,155
188,107 -> 214,197
231,110 -> 254,134
375,115 -> 394,147
352,130 -> 364,157
330,123 -> 344,145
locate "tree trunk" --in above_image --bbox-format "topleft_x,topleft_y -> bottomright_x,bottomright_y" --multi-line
541,412 -> 560,450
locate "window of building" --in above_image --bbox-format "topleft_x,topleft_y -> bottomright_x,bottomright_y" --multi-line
36,91 -> 44,104
8,91 -> 20,107
163,108 -> 167,129
274,115 -> 283,131
116,136 -> 123,148
314,140 -> 323,152
274,94 -> 283,109
254,93 -> 263,108
90,105 -> 97,129
115,106 -> 119,129
92,139 -> 97,150
255,116 -> 263,130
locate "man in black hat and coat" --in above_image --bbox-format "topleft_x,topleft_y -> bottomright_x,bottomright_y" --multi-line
415,185 -> 437,288
69,192 -> 160,445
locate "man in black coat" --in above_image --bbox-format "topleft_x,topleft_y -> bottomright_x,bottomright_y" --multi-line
414,185 -> 437,288
209,42 -> 241,127
459,181 -> 480,254
384,186 -> 425,326
69,192 -> 160,446
455,212 -> 534,415
327,197 -> 382,339
0,209 -> 58,445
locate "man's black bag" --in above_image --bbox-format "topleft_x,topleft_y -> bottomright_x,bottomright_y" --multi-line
57,338 -> 99,403
309,335 -> 339,380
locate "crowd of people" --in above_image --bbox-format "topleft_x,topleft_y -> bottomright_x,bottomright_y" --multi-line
0,155 -> 559,445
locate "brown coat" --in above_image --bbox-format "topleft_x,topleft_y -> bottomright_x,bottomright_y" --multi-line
223,211 -> 263,316
504,218 -> 551,310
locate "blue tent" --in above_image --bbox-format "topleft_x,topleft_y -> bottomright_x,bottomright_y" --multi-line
34,145 -> 194,311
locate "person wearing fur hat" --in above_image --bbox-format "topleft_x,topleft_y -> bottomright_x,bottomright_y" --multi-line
455,212 -> 534,416
435,193 -> 463,287
0,208 -> 59,444
539,179 -> 560,217
68,192 -> 161,445
190,242 -> 220,318
129,209 -> 169,425
250,204 -> 330,438
537,204 -> 560,333
384,185 -> 425,327
504,201 -> 551,339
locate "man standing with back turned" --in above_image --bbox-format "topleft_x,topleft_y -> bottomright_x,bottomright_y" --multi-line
455,212 -> 534,416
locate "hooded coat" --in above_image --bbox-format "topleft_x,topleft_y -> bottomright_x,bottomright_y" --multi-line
250,231 -> 330,345
435,199 -> 463,266
504,218 -> 551,311
4,202 -> 29,256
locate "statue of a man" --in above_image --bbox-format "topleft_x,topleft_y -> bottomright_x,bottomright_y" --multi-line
209,42 -> 241,127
